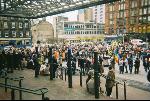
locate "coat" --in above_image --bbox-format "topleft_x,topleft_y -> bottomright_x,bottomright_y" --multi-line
105,70 -> 115,88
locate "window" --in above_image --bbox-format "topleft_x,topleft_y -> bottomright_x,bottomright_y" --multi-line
119,11 -> 125,17
130,18 -> 136,24
139,27 -> 142,33
25,23 -> 28,28
131,0 -> 137,8
109,5 -> 114,11
0,31 -> 1,37
148,16 -> 150,23
20,32 -> 23,37
120,3 -> 125,10
148,0 -> 150,5
110,13 -> 113,19
143,8 -> 147,15
4,22 -> 8,28
12,22 -> 15,28
142,16 -> 147,23
139,17 -> 142,23
139,9 -> 142,15
130,9 -> 136,16
148,7 -> 150,14
120,0 -> 125,3
144,0 -> 148,6
12,31 -> 16,37
19,22 -> 22,28
141,0 -> 144,6
110,20 -> 114,25
5,31 -> 9,37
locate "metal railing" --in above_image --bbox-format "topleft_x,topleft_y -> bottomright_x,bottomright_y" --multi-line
0,75 -> 25,100
0,82 -> 49,100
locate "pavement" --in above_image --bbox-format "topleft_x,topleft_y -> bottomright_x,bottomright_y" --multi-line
0,58 -> 150,100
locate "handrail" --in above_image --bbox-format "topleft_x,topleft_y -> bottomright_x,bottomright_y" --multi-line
99,73 -> 124,85
0,76 -> 24,81
0,82 -> 49,100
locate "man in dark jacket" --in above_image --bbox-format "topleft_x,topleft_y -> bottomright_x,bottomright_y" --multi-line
33,54 -> 41,77
52,57 -> 59,78
128,56 -> 133,74
134,58 -> 140,74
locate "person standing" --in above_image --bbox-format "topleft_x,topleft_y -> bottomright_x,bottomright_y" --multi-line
105,66 -> 115,97
128,56 -> 133,74
33,54 -> 41,77
134,58 -> 140,74
143,58 -> 149,72
119,58 -> 124,74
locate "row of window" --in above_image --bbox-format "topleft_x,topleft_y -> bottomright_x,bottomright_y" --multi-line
0,21 -> 29,29
108,26 -> 150,34
0,31 -> 30,38
130,16 -> 150,24
129,26 -> 150,33
109,0 -> 150,11
64,24 -> 104,29
64,30 -> 104,35
109,16 -> 150,25
109,7 -> 150,20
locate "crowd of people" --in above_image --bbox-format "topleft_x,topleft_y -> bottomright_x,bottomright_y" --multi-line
0,41 -> 150,97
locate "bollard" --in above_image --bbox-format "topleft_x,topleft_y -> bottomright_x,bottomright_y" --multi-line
19,80 -> 23,100
94,52 -> 99,99
5,78 -> 7,92
124,81 -> 127,100
67,48 -> 72,88
116,83 -> 118,99
11,89 -> 15,100
65,69 -> 67,81
42,93 -> 45,100
49,47 -> 53,80
61,68 -> 63,80
80,71 -> 82,87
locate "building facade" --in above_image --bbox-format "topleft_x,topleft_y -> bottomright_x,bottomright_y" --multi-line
31,20 -> 54,44
105,0 -> 150,36
0,17 -> 31,47
53,17 -> 105,43
78,8 -> 93,22
93,5 -> 105,23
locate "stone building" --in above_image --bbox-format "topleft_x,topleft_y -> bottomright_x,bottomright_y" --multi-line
31,20 -> 54,44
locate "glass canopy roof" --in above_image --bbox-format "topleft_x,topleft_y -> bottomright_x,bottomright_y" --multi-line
0,0 -> 120,19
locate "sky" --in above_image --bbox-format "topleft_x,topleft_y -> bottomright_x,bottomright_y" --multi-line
46,10 -> 78,24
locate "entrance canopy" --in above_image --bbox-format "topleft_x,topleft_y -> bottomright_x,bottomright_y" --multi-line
0,0 -> 120,19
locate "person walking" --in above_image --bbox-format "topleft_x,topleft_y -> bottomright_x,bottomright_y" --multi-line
105,66 -> 115,97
